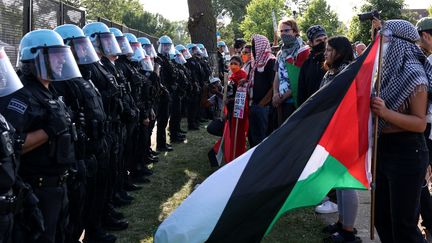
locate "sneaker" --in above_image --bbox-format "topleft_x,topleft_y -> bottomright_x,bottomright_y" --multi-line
315,200 -> 338,214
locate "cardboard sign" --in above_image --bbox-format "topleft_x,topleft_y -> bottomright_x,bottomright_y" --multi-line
233,86 -> 247,119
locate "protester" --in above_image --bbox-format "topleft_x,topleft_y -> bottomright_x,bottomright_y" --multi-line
355,42 -> 367,57
371,20 -> 432,243
272,18 -> 310,127
234,38 -> 247,56
248,34 -> 276,147
297,25 -> 327,106
320,36 -> 359,243
417,16 -> 432,241
241,44 -> 253,75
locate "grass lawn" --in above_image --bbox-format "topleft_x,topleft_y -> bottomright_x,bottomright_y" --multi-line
113,121 -> 326,243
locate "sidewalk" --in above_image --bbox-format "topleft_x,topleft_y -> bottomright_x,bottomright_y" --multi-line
318,190 -> 380,243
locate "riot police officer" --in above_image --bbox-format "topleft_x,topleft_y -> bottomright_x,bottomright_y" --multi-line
0,29 -> 80,243
53,23 -> 116,243
169,49 -> 190,142
107,27 -> 138,207
123,33 -> 156,184
0,45 -> 23,243
155,35 -> 177,151
185,44 -> 205,130
83,22 -> 128,242
137,37 -> 164,159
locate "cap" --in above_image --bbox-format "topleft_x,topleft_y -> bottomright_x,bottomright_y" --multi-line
306,25 -> 327,41
417,17 -> 432,32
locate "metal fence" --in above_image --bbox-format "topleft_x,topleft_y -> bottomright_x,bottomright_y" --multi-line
0,0 -> 156,67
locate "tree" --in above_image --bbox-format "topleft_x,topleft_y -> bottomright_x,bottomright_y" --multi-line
122,11 -> 176,38
78,0 -> 143,22
240,0 -> 289,42
347,0 -> 410,44
428,6 -> 432,16
297,0 -> 341,38
212,0 -> 251,38
187,0 -> 218,75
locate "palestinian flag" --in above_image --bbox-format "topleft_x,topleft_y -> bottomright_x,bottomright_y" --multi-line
287,45 -> 310,108
155,38 -> 379,243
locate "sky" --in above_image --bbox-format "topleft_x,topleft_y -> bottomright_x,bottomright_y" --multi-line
140,0 -> 431,23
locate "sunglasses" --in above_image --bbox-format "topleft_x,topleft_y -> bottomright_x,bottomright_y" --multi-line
280,28 -> 293,33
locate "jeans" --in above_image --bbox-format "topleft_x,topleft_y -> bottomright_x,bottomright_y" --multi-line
375,132 -> 428,243
248,105 -> 269,147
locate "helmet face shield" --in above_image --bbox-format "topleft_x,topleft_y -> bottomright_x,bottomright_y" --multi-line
200,48 -> 209,57
0,48 -> 23,97
175,52 -> 187,65
98,32 -> 122,56
158,43 -> 175,55
141,55 -> 154,71
34,46 -> 82,81
130,42 -> 145,62
143,44 -> 157,58
69,37 -> 99,65
180,49 -> 192,59
192,46 -> 203,56
115,36 -> 133,55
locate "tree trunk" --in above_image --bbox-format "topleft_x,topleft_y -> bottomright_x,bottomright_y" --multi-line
187,0 -> 218,77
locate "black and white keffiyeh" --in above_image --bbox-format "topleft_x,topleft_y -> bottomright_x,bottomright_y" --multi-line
379,19 -> 432,130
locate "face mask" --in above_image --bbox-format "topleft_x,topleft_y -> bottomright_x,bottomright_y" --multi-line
230,64 -> 240,73
281,34 -> 297,47
312,41 -> 326,53
241,54 -> 250,63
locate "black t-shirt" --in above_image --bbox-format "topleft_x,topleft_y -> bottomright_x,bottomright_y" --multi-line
252,59 -> 276,105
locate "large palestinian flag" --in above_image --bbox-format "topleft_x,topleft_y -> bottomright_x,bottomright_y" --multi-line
154,38 -> 379,243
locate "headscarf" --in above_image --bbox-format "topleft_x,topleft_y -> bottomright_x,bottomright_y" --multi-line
248,34 -> 275,101
379,19 -> 432,130
251,34 -> 275,73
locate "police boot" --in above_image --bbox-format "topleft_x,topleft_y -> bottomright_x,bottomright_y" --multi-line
102,216 -> 129,231
149,148 -> 160,156
84,230 -> 117,243
112,194 -> 132,207
124,182 -> 142,192
107,203 -> 125,220
118,190 -> 134,201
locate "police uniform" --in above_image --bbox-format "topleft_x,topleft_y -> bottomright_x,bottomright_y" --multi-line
1,76 -> 74,243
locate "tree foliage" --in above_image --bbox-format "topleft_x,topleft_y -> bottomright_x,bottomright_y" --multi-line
297,0 -> 342,38
212,0 -> 251,38
428,6 -> 432,16
78,0 -> 143,23
240,0 -> 289,42
347,0 -> 411,44
286,0 -> 310,16
122,11 -> 176,38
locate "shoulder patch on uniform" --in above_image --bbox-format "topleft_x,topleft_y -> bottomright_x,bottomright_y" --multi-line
7,98 -> 28,114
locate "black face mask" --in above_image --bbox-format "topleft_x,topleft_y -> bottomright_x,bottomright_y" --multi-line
312,41 -> 326,53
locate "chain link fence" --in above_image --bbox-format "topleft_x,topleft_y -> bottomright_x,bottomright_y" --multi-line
0,0 -> 156,68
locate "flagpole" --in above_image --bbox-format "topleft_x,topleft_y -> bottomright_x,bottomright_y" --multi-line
233,118 -> 239,159
221,73 -> 229,118
370,26 -> 385,241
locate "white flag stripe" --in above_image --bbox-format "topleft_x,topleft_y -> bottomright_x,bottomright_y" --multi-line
154,147 -> 257,243
298,145 -> 328,181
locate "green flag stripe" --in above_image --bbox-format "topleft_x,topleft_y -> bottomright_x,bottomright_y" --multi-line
265,152 -> 366,235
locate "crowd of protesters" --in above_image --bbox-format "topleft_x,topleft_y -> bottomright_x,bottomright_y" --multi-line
210,16 -> 432,243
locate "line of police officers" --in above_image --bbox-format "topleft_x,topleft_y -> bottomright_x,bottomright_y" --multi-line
0,21 -> 211,243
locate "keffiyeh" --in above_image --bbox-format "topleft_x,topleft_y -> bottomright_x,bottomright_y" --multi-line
379,19 -> 432,130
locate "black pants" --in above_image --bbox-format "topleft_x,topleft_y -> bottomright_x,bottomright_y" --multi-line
420,123 -> 432,230
187,93 -> 200,128
34,184 -> 69,243
84,138 -> 110,238
157,96 -> 170,147
375,132 -> 428,243
277,102 -> 296,128
169,93 -> 182,135
0,213 -> 12,243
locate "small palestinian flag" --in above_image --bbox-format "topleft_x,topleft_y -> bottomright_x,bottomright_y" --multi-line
287,45 -> 310,107
155,37 -> 379,243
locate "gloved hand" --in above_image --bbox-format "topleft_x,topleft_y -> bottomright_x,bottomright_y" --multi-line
42,110 -> 69,138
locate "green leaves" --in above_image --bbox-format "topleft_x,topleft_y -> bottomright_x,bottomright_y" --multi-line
240,0 -> 289,42
297,0 -> 342,39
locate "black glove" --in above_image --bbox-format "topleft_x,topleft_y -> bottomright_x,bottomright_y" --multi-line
42,110 -> 69,138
